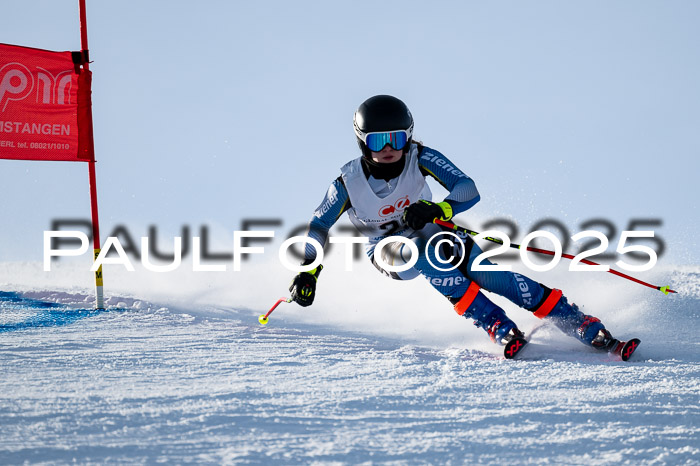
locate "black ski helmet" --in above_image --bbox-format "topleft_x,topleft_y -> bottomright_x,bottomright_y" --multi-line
353,95 -> 414,158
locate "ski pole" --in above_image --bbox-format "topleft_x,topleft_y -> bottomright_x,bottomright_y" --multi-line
259,297 -> 292,325
434,218 -> 676,295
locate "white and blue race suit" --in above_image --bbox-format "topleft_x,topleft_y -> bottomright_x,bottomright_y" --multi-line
300,143 -> 608,346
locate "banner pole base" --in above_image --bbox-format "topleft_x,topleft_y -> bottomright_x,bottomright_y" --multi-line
95,285 -> 104,310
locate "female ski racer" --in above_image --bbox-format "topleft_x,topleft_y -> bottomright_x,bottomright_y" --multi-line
288,94 -> 626,352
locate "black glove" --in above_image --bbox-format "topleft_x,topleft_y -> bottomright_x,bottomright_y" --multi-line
289,264 -> 323,307
402,200 -> 453,230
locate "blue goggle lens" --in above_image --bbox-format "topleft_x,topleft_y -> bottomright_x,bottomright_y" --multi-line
365,131 -> 409,152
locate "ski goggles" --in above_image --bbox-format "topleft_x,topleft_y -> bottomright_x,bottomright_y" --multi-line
363,130 -> 410,152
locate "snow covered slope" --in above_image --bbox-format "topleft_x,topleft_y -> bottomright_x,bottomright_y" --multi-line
0,263 -> 698,464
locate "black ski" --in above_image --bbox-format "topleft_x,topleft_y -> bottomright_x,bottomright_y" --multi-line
504,336 -> 528,359
610,338 -> 641,361
504,336 -> 641,361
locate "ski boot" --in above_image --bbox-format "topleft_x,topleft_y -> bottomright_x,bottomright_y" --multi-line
530,287 -> 640,360
450,282 -> 527,358
485,319 -> 528,359
529,288 -> 605,344
480,313 -> 528,359
464,293 -> 528,358
483,315 -> 523,345
591,328 -> 641,361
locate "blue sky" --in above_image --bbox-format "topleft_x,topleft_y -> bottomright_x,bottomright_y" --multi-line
1,0 -> 698,265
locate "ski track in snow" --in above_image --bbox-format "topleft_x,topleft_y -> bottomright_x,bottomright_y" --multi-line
0,269 -> 699,464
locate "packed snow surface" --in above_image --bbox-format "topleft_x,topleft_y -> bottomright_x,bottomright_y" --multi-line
0,262 -> 698,464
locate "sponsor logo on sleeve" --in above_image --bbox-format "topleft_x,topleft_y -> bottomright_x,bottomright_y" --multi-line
420,152 -> 467,179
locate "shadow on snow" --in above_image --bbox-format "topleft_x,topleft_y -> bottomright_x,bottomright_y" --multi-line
0,291 -> 109,333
